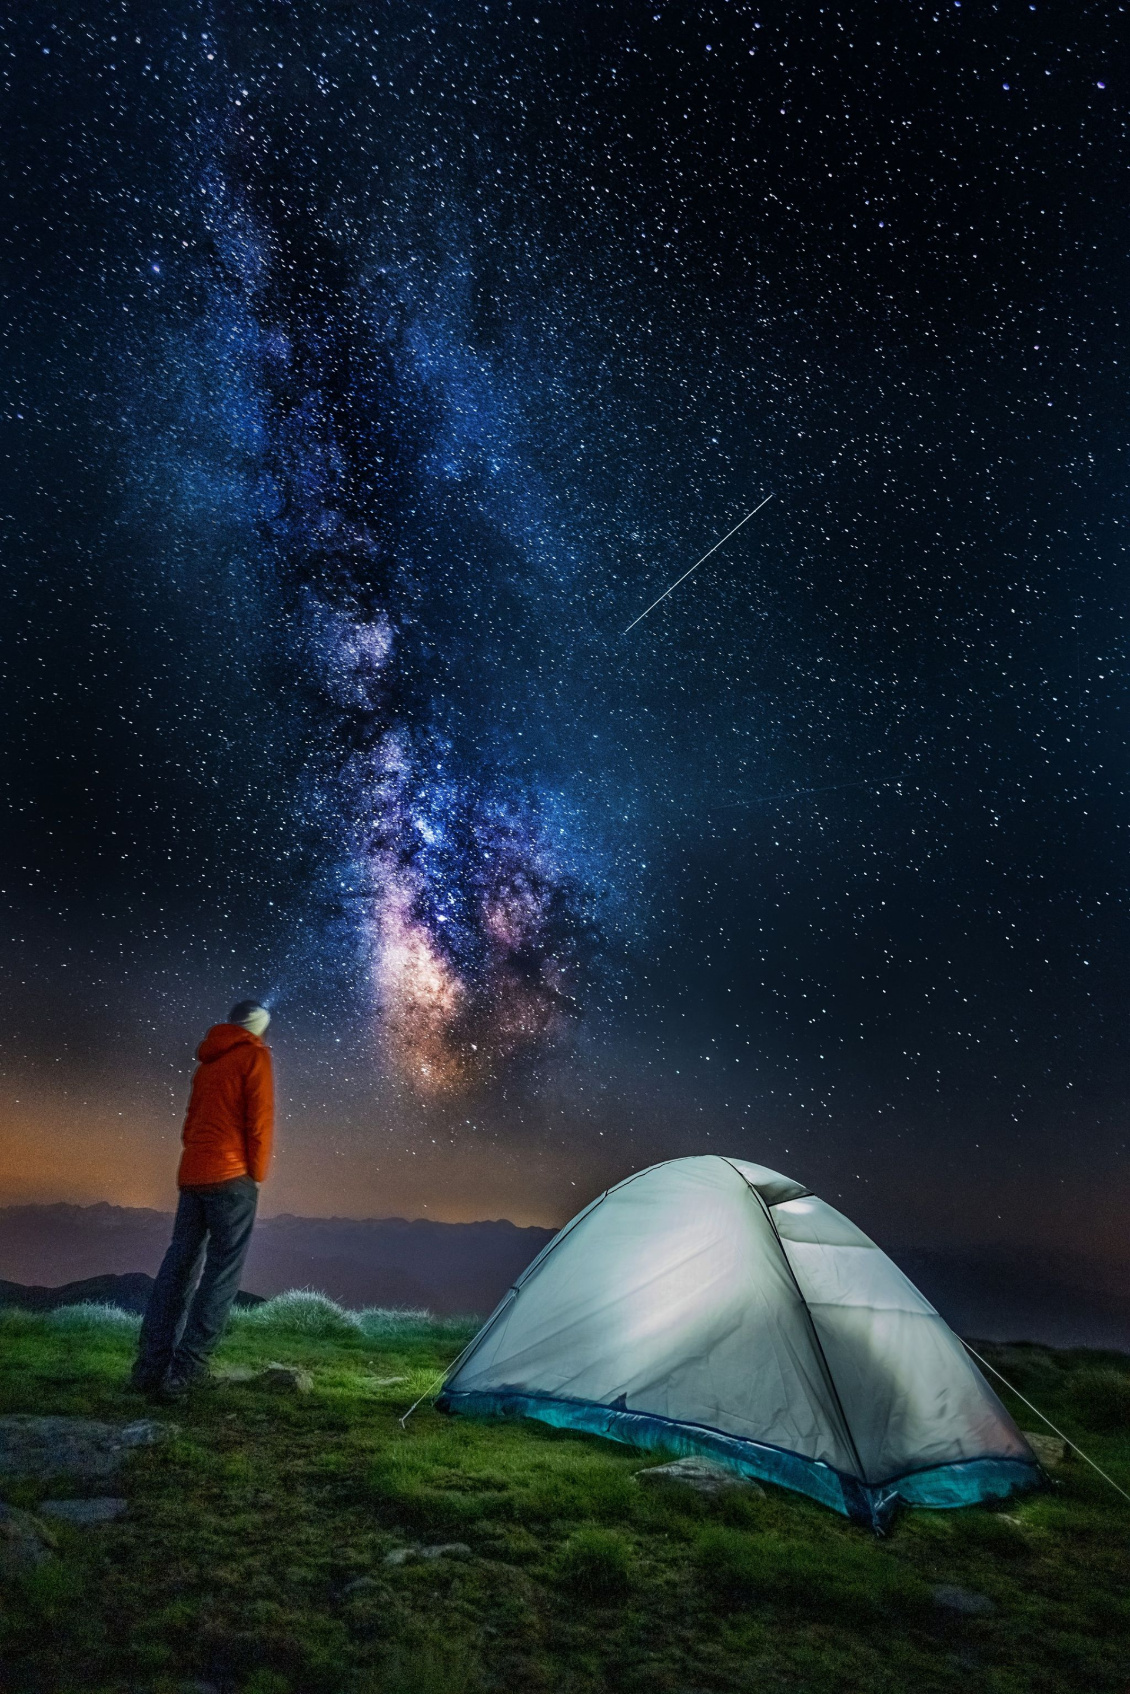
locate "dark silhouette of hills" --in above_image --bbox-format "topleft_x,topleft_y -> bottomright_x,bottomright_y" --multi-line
0,1204 -> 555,1316
0,1273 -> 263,1314
1,1203 -> 1126,1345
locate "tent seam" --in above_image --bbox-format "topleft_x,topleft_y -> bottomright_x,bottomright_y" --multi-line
718,1156 -> 871,1487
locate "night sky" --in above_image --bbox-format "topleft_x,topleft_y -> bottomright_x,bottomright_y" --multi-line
2,2 -> 1127,1266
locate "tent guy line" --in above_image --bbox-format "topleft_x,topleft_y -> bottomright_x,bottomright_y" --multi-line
622,492 -> 774,634
961,1340 -> 1130,1505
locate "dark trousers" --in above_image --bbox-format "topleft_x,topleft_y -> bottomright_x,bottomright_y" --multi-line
135,1175 -> 258,1384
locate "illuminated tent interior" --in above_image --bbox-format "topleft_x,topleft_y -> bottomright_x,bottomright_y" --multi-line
437,1155 -> 1040,1527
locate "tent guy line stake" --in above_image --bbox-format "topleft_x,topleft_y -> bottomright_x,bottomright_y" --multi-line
399,1368 -> 450,1429
622,492 -> 774,634
961,1340 -> 1130,1505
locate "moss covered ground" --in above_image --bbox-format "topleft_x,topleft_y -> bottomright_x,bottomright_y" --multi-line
0,1296 -> 1128,1694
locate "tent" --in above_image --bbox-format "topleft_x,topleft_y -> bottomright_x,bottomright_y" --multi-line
437,1155 -> 1040,1527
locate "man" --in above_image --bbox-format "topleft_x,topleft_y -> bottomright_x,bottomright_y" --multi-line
132,999 -> 274,1397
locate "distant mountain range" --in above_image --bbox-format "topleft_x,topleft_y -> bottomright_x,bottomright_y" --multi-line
1,1202 -> 1126,1348
0,1203 -> 555,1317
0,1273 -> 263,1314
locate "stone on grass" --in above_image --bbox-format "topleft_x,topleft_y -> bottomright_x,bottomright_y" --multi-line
932,1584 -> 995,1616
213,1363 -> 314,1393
634,1457 -> 765,1496
1023,1430 -> 1068,1469
0,1501 -> 56,1571
0,1416 -> 172,1482
343,1574 -> 382,1596
258,1364 -> 313,1394
384,1542 -> 472,1566
212,1365 -> 258,1385
39,1496 -> 127,1525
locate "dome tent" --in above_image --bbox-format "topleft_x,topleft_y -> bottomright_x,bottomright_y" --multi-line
437,1155 -> 1040,1528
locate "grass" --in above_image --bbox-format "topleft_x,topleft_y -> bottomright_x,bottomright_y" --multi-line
0,1308 -> 1128,1694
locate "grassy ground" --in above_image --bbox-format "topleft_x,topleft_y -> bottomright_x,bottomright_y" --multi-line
0,1295 -> 1128,1694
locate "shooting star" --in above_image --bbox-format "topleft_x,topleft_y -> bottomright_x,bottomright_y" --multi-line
623,492 -> 774,635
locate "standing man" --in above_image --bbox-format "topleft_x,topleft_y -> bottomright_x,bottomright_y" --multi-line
132,1000 -> 274,1397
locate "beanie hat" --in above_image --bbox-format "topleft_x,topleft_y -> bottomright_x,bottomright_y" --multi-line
229,1000 -> 270,1038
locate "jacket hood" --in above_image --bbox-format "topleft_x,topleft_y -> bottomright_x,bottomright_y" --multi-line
197,1023 -> 264,1063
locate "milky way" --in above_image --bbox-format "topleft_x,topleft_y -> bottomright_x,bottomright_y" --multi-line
179,142 -> 596,1095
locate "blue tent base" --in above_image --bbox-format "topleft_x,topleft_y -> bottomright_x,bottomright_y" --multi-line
436,1388 -> 1041,1531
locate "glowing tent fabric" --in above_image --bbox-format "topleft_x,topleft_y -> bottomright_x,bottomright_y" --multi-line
437,1155 -> 1039,1527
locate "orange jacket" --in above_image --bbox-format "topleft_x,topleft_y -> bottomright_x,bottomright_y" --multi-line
177,1024 -> 274,1188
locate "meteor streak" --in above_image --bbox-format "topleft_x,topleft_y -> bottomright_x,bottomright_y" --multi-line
623,492 -> 774,634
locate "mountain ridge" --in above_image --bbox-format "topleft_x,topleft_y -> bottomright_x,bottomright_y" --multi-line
0,1203 -> 556,1317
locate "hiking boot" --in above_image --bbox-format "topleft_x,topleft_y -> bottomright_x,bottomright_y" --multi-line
155,1366 -> 208,1402
128,1362 -> 167,1396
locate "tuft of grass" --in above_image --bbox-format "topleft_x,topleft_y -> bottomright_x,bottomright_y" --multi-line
1070,1367 -> 1130,1434
694,1524 -> 764,1606
357,1306 -> 432,1335
42,1303 -> 142,1332
374,1637 -> 481,1694
227,1293 -> 480,1347
555,1526 -> 634,1598
0,1307 -> 43,1335
230,1290 -> 360,1337
695,1526 -> 930,1621
357,1307 -> 477,1344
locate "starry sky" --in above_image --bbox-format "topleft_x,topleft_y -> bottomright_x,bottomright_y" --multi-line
1,1 -> 1127,1263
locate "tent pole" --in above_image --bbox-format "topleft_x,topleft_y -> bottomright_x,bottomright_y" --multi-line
720,1159 -> 872,1511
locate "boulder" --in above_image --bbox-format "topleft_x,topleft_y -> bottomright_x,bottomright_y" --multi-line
212,1365 -> 258,1384
635,1456 -> 765,1496
213,1363 -> 312,1393
1023,1430 -> 1068,1469
39,1496 -> 127,1525
342,1574 -> 382,1596
384,1542 -> 472,1566
259,1364 -> 313,1394
0,1416 -> 171,1482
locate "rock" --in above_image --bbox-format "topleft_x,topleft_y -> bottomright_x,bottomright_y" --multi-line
932,1584 -> 995,1616
258,1364 -> 313,1394
39,1496 -> 127,1525
343,1574 -> 381,1595
214,1363 -> 313,1393
0,1416 -> 172,1482
0,1501 -> 56,1571
383,1542 -> 472,1566
358,1375 -> 409,1388
635,1457 -> 765,1496
1023,1430 -> 1068,1469
212,1365 -> 258,1384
